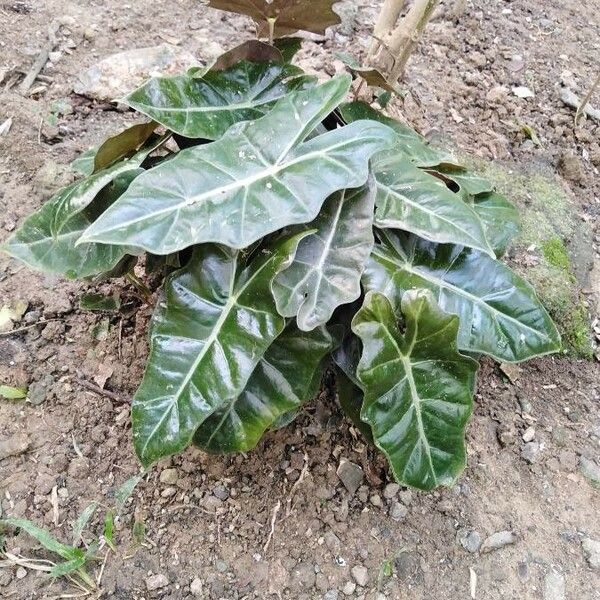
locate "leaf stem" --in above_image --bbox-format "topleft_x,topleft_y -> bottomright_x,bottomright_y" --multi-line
267,17 -> 276,45
125,272 -> 152,301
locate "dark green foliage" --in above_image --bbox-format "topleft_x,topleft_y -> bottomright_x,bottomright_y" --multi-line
3,37 -> 560,489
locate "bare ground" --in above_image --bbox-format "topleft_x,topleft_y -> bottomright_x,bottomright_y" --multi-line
0,1 -> 599,599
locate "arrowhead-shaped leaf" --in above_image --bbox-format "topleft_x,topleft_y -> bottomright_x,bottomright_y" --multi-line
4,137 -> 166,278
373,157 -> 495,256
352,290 -> 478,490
472,191 -> 520,256
363,230 -> 561,362
80,77 -> 396,255
193,323 -> 332,453
272,182 -> 376,331
4,170 -> 141,279
339,101 -> 459,168
131,233 -> 307,467
207,0 -> 341,36
122,60 -> 314,139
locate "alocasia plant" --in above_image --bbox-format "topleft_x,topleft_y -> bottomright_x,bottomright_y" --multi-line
3,1 -> 561,490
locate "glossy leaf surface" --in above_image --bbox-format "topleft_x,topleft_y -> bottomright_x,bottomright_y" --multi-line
373,157 -> 494,256
193,323 -> 332,453
353,290 -> 477,489
131,234 -> 306,467
4,170 -> 141,279
339,101 -> 458,168
430,165 -> 494,196
363,231 -> 561,362
123,61 -> 313,139
207,0 -> 341,36
81,77 -> 396,254
272,183 -> 375,331
472,191 -> 520,255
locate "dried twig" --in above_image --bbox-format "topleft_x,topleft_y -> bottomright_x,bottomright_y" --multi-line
19,20 -> 60,94
262,500 -> 281,553
0,318 -> 62,337
575,71 -> 600,125
286,452 -> 309,516
77,379 -> 127,404
51,485 -> 60,527
388,0 -> 441,81
95,549 -> 110,588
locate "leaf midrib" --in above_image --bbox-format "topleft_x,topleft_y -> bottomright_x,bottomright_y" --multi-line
138,254 -> 275,458
83,135 -> 370,240
372,246 -> 553,345
366,308 -> 437,485
375,180 -> 492,255
128,83 -> 288,115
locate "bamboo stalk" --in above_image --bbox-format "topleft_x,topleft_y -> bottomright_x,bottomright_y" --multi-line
387,0 -> 440,81
367,0 -> 406,59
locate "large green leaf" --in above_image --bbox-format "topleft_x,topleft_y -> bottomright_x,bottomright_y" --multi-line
52,137 -> 164,232
352,290 -> 477,490
430,165 -> 494,196
471,191 -> 520,256
80,77 -> 396,254
373,157 -> 495,256
4,170 -> 141,279
123,61 -> 314,139
272,183 -> 375,331
6,136 -> 165,278
131,233 -> 307,467
207,0 -> 341,36
193,323 -> 332,453
338,101 -> 459,168
363,230 -> 561,362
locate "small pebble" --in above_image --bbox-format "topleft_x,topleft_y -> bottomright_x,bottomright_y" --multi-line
522,426 -> 536,442
521,441 -> 541,464
370,494 -> 382,507
337,459 -> 364,495
145,573 -> 169,591
190,577 -> 203,596
389,501 -> 408,521
351,565 -> 369,587
457,529 -> 482,553
161,486 -> 177,498
480,530 -> 517,553
342,581 -> 356,595
544,571 -> 565,600
159,468 -> 178,485
383,483 -> 400,499
582,538 -> 600,569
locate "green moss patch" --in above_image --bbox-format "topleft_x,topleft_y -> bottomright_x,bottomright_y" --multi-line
471,160 -> 594,359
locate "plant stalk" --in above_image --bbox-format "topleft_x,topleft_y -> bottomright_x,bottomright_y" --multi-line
367,0 -> 406,59
267,17 -> 276,45
387,0 -> 440,82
